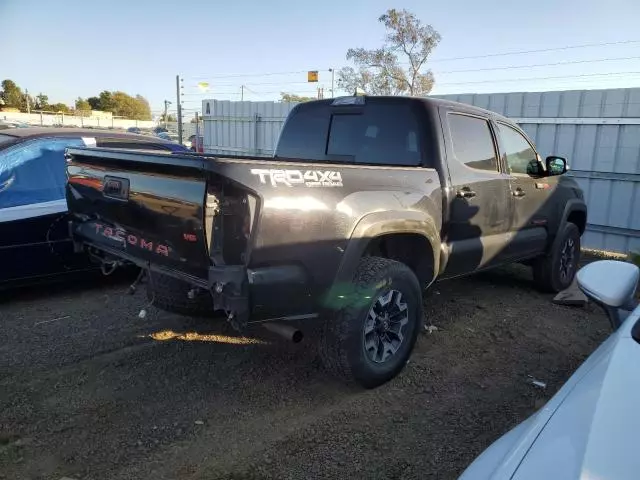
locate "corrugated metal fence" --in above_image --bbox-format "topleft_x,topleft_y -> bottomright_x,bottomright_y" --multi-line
202,100 -> 295,157
201,89 -> 640,254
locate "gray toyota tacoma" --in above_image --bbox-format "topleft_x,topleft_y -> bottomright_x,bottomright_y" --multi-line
65,96 -> 587,388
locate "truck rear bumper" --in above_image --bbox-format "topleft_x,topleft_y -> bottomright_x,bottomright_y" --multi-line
76,237 -> 249,321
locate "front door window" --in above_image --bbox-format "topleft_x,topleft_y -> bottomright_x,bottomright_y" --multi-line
496,124 -> 538,176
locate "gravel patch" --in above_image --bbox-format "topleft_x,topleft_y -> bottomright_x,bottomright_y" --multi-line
0,263 -> 610,479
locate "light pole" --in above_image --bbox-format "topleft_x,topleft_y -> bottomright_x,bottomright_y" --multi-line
329,68 -> 335,98
163,99 -> 172,128
176,75 -> 183,144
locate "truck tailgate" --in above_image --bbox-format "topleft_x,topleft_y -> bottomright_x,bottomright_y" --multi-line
66,148 -> 212,280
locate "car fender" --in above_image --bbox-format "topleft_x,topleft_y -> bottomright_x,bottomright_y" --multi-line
333,210 -> 441,287
560,198 -> 587,226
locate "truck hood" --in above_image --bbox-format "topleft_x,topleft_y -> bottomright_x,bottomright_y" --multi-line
460,307 -> 640,480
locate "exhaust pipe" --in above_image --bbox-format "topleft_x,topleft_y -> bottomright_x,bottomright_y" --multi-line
263,322 -> 304,343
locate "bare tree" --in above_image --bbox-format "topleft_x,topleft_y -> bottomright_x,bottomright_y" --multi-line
337,9 -> 441,96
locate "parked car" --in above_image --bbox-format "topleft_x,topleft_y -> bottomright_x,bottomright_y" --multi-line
460,259 -> 640,480
0,128 -> 188,287
64,96 -> 587,387
156,131 -> 180,143
126,126 -> 142,134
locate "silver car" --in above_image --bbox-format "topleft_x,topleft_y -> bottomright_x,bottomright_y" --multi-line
460,259 -> 640,480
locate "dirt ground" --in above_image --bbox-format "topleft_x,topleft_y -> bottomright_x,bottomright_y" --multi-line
0,261 -> 612,480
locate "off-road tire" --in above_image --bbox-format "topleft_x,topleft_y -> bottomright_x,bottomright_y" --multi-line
318,257 -> 423,389
146,271 -> 215,317
533,222 -> 581,293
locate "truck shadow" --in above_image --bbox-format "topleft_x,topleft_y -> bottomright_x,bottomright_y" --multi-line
0,268 -> 136,305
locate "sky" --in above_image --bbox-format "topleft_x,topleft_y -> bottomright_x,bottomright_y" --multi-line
3,0 -> 640,119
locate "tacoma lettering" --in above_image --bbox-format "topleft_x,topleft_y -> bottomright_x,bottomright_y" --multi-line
93,223 -> 170,256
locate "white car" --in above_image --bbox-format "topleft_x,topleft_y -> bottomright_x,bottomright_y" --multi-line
460,259 -> 640,480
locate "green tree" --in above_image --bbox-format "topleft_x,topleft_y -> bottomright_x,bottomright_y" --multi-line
0,81 -> 153,119
134,94 -> 152,120
337,9 -> 441,96
87,96 -> 101,110
34,93 -> 49,110
0,79 -> 25,109
101,91 -> 151,120
48,103 -> 71,113
159,113 -> 177,122
280,92 -> 316,103
75,97 -> 92,116
98,90 -> 115,112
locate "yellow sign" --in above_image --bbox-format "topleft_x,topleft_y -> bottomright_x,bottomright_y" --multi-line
197,81 -> 210,92
307,71 -> 318,83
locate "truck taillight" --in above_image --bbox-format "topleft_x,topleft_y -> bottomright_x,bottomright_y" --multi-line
205,182 -> 255,266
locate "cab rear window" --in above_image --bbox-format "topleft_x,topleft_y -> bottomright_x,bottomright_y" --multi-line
276,99 -> 427,167
327,105 -> 421,166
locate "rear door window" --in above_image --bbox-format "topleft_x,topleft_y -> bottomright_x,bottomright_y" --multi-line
447,113 -> 499,172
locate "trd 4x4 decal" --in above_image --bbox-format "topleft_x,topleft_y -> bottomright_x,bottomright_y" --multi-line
250,169 -> 343,187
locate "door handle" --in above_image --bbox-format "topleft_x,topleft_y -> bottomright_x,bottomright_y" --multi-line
456,188 -> 476,199
512,188 -> 526,198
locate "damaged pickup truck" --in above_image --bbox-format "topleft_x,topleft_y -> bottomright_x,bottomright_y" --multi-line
65,96 -> 587,387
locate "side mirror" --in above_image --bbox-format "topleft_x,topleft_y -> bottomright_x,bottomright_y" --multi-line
577,260 -> 639,329
546,156 -> 567,176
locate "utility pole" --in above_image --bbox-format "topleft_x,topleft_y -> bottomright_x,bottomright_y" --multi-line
329,68 -> 335,98
176,75 -> 183,144
195,111 -> 200,152
163,99 -> 171,128
241,85 -> 244,101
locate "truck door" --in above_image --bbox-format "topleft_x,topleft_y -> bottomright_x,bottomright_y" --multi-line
440,111 -> 514,277
494,122 -> 552,259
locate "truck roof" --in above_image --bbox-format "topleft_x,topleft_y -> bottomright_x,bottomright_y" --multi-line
304,95 -> 518,126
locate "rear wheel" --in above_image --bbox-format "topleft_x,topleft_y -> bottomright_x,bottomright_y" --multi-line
146,271 -> 215,317
318,257 -> 423,388
533,222 -> 581,293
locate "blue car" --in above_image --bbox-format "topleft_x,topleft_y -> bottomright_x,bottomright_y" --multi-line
0,128 -> 188,286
